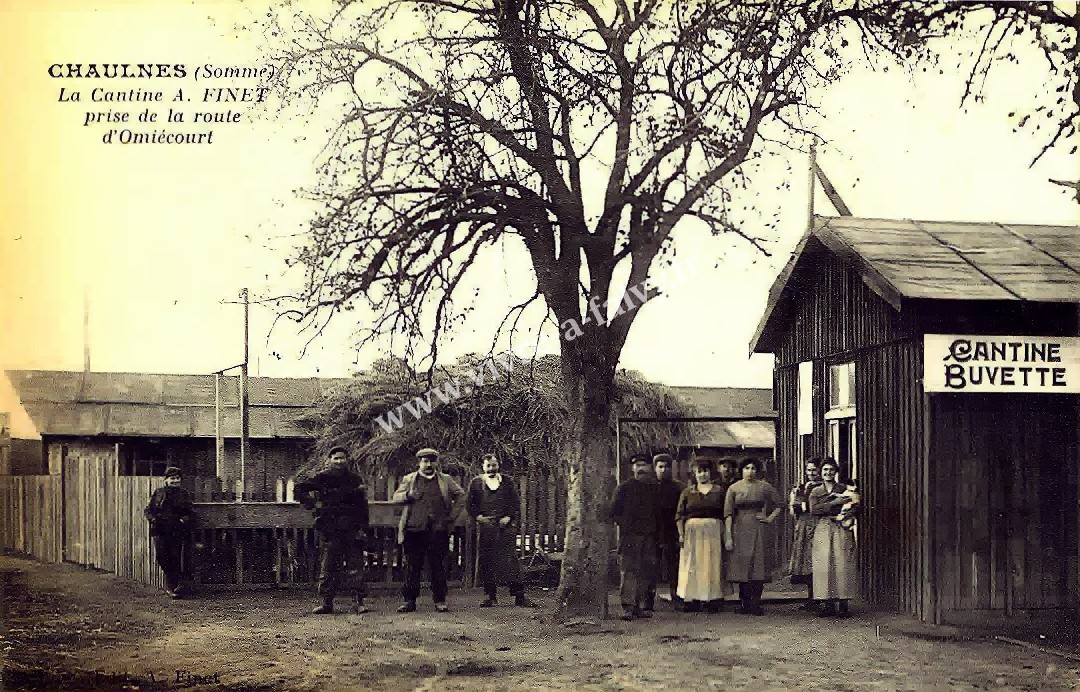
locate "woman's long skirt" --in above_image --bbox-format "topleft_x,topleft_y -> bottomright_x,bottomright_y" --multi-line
676,519 -> 724,602
788,515 -> 816,584
811,519 -> 858,599
727,511 -> 770,582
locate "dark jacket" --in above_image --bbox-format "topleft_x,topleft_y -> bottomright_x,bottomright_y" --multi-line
655,478 -> 685,545
611,477 -> 658,536
466,475 -> 521,527
145,485 -> 196,537
295,465 -> 370,536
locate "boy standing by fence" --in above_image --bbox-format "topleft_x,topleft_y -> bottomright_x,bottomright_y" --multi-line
144,466 -> 196,599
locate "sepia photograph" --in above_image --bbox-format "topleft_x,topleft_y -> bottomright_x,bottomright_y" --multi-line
1,0 -> 1078,689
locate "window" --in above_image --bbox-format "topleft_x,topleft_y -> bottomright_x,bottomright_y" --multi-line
119,439 -> 170,476
797,361 -> 814,461
825,362 -> 856,483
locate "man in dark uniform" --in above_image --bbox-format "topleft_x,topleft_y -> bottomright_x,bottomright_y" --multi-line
466,453 -> 535,608
392,448 -> 466,613
611,454 -> 659,621
295,446 -> 370,615
645,452 -> 684,612
144,466 -> 196,598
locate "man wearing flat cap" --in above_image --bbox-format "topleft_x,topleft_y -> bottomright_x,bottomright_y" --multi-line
144,466 -> 196,598
392,448 -> 466,613
646,452 -> 684,612
295,446 -> 370,614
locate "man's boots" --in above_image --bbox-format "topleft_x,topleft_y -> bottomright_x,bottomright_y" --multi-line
312,597 -> 334,615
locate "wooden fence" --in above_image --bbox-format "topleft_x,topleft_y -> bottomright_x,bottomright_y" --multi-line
189,502 -> 471,589
0,476 -> 62,564
1,462 -> 567,591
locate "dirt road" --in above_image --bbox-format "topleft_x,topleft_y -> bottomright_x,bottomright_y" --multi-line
2,555 -> 1077,691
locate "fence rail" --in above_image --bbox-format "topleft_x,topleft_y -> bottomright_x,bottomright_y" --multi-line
189,502 -> 472,588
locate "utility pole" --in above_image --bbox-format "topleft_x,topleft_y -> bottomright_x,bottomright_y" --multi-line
214,372 -> 223,477
807,140 -> 817,233
82,291 -> 91,373
239,288 -> 250,501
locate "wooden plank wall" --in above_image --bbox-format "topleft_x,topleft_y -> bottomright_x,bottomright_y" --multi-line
773,247 -> 916,368
57,446 -> 165,589
771,250 -> 928,615
931,393 -> 1079,621
857,339 -> 928,619
773,365 -> 799,575
518,466 -> 566,556
0,476 -> 62,564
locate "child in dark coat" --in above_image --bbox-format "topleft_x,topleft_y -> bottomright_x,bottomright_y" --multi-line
144,466 -> 196,598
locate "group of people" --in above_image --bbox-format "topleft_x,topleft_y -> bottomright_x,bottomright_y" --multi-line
144,447 -> 859,619
787,456 -> 860,617
611,452 -> 859,621
293,446 -> 538,614
144,447 -> 536,613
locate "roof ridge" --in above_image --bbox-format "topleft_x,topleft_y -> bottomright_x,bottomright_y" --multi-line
821,214 -> 1079,228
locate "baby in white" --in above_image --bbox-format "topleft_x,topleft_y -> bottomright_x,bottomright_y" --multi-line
834,482 -> 860,530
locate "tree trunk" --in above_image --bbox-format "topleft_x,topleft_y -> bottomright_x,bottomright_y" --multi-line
554,329 -> 617,619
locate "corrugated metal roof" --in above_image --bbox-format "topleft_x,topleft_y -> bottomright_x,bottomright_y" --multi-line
671,387 -> 774,418
6,370 -> 353,407
5,370 -> 350,439
751,216 -> 1080,354
688,420 -> 775,449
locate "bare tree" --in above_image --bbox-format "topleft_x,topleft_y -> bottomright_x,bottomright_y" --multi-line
901,1 -> 1078,200
261,0 -> 952,618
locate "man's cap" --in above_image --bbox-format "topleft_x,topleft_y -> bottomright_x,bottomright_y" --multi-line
415,448 -> 440,460
163,466 -> 182,479
652,453 -> 674,465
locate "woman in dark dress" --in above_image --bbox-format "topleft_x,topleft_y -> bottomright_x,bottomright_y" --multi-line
675,459 -> 726,612
724,458 -> 781,615
788,457 -> 822,610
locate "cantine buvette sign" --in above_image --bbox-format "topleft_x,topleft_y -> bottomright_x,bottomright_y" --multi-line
923,334 -> 1080,393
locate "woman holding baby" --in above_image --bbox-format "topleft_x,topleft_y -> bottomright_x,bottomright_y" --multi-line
809,457 -> 859,617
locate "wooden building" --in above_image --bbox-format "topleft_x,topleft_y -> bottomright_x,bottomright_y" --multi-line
3,370 -> 352,499
671,386 -> 775,461
751,215 -> 1079,625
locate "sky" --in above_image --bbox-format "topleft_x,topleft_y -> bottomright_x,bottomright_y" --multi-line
1,0 -> 1077,439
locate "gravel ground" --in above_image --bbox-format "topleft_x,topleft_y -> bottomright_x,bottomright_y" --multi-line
2,555 -> 1078,691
